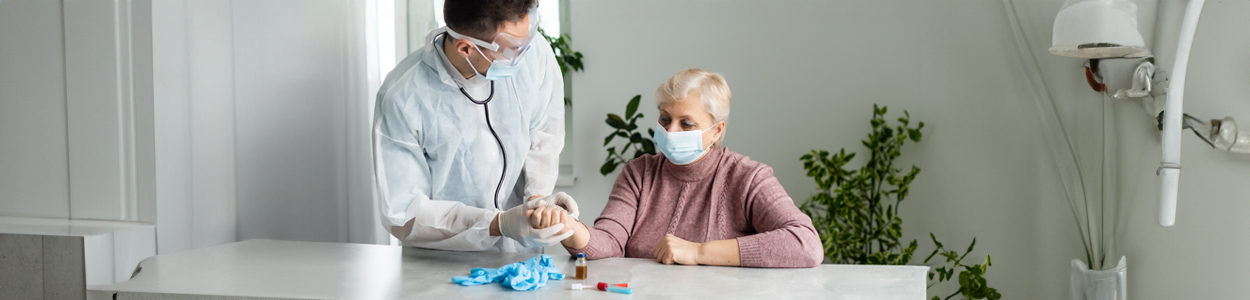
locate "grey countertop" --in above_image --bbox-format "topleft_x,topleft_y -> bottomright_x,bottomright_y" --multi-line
89,239 -> 928,300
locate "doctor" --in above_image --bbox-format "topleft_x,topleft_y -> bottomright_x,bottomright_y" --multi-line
372,0 -> 577,253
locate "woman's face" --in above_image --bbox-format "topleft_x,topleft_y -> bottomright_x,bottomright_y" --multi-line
658,91 -> 724,150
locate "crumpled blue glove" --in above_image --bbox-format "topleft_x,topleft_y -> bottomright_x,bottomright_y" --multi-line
451,255 -> 565,291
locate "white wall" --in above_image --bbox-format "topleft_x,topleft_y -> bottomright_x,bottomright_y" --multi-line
63,0 -> 145,222
0,0 -> 70,219
1112,1 -> 1250,299
0,0 -> 150,222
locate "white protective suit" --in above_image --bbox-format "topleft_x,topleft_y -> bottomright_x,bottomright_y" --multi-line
372,28 -> 564,253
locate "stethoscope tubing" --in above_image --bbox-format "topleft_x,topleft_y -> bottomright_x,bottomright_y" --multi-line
458,82 -> 507,210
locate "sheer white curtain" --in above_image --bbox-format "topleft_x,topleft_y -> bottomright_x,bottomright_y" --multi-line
353,0 -> 426,246
409,0 -> 443,53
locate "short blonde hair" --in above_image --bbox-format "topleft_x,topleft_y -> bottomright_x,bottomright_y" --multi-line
655,68 -> 732,145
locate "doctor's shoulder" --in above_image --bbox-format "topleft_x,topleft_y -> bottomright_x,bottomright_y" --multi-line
375,76 -> 449,130
514,34 -> 558,85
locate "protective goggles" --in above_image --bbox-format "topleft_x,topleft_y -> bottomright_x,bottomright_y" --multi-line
444,5 -> 540,67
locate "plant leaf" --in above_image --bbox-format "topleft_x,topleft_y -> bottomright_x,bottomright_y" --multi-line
606,114 -> 627,129
600,160 -> 618,175
625,94 -> 641,120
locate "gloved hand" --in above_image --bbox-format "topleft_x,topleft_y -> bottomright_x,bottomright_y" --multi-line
531,192 -> 580,219
499,199 -> 574,248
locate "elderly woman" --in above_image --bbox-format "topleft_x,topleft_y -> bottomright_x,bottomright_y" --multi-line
533,68 -> 822,268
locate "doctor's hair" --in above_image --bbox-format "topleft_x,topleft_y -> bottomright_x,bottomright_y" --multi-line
655,68 -> 732,146
443,0 -> 536,42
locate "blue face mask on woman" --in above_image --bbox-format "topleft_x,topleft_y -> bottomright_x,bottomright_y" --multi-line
653,121 -> 718,165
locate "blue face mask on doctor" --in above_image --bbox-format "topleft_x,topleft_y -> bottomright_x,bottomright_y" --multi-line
465,45 -> 525,81
653,121 -> 720,165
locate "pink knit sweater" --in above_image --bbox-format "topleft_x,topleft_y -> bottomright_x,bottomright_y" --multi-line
566,147 -> 824,268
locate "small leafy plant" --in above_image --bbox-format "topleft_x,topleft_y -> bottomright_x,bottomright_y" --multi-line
925,233 -> 1001,300
538,28 -> 584,76
799,105 -> 999,300
799,104 -> 923,265
600,95 -> 656,175
538,28 -> 584,106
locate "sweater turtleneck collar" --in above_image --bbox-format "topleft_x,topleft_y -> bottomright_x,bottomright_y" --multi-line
662,146 -> 726,182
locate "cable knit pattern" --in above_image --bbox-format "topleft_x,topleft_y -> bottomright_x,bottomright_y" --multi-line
565,147 -> 823,268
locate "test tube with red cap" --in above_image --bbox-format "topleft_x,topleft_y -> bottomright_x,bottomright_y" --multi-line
597,282 -> 632,294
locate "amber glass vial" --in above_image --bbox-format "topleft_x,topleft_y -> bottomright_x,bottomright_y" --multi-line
574,253 -> 587,279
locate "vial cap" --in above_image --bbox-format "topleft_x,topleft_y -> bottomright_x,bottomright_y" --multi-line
577,253 -> 586,258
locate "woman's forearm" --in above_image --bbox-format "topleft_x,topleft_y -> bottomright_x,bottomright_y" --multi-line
561,217 -> 590,249
696,238 -> 741,266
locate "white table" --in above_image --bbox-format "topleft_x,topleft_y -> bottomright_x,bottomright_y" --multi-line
89,239 -> 928,299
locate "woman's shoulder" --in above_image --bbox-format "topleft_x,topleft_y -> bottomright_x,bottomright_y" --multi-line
620,153 -> 666,175
717,148 -> 775,179
716,149 -> 792,208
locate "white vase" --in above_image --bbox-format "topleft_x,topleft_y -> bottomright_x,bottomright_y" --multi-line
1070,256 -> 1127,300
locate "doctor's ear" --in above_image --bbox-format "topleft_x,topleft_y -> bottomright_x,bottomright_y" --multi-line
451,38 -> 476,58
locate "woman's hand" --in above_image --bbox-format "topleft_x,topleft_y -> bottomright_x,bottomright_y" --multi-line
653,234 -> 702,265
526,205 -> 566,229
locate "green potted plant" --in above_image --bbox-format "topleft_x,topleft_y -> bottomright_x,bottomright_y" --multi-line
600,95 -> 655,175
539,28 -> 583,106
799,105 -> 1000,300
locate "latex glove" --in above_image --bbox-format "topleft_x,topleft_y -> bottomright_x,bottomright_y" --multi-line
653,234 -> 701,265
450,255 -> 564,290
532,192 -> 580,219
499,200 -> 574,248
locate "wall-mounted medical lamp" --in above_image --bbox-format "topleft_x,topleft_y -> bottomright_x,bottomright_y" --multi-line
1050,0 -> 1151,59
1049,0 -> 1239,227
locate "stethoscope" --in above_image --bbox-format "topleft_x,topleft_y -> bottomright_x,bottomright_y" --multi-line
457,82 -> 507,211
436,31 -> 507,210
